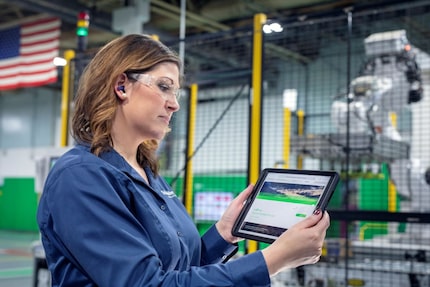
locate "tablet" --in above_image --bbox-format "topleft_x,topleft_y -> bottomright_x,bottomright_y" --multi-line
232,168 -> 339,243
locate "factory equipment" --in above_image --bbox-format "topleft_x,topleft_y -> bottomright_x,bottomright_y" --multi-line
331,30 -> 422,141
293,30 -> 422,164
33,155 -> 63,287
289,30 -> 429,286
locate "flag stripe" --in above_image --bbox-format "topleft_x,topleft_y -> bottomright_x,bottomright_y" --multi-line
0,69 -> 57,85
21,34 -> 60,48
22,17 -> 60,30
0,16 -> 61,90
0,50 -> 59,69
21,46 -> 60,57
21,30 -> 61,46
0,61 -> 58,78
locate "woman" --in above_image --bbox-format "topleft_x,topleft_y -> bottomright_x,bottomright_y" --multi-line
37,34 -> 330,286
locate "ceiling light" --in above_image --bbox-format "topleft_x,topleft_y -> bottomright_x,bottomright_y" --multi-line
263,22 -> 283,34
53,57 -> 67,66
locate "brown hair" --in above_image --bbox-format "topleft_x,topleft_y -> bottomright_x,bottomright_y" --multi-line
71,34 -> 181,175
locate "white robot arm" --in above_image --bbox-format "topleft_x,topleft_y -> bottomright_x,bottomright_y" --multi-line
331,30 -> 423,140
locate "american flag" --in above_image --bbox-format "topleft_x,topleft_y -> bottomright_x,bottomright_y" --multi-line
0,15 -> 61,90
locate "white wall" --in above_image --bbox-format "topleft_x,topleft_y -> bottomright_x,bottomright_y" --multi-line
0,146 -> 70,191
0,87 -> 62,148
411,82 -> 430,169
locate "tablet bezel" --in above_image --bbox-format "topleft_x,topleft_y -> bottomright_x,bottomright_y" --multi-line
232,168 -> 339,244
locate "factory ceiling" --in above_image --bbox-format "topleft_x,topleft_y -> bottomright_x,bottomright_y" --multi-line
0,0 -> 425,52
1,0 -> 429,89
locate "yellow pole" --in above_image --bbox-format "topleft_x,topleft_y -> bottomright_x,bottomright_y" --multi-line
296,109 -> 304,169
388,111 -> 397,212
249,12 -> 266,185
60,50 -> 75,147
283,107 -> 291,168
388,180 -> 397,212
185,84 -> 198,215
389,112 -> 397,129
297,110 -> 305,136
247,13 -> 266,254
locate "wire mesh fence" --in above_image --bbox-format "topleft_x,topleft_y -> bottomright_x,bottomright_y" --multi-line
163,29 -> 255,227
162,1 -> 430,286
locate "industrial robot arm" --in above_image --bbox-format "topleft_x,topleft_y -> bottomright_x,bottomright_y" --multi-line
331,30 -> 423,140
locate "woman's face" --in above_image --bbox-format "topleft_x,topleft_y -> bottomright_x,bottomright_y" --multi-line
115,62 -> 180,142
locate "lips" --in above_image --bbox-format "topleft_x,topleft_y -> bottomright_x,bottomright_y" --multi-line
159,115 -> 170,125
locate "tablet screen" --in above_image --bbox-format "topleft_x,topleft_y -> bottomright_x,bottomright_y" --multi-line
232,168 -> 339,243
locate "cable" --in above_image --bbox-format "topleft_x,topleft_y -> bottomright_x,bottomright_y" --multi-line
169,84 -> 248,186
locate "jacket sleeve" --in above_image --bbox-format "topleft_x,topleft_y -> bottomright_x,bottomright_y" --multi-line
200,224 -> 238,265
38,161 -> 271,287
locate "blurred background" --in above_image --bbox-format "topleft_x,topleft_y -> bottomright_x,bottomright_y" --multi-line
0,0 -> 429,286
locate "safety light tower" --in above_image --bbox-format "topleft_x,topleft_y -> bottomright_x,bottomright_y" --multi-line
76,11 -> 90,52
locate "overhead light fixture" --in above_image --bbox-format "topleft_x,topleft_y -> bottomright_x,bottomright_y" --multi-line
263,22 -> 283,34
53,57 -> 67,66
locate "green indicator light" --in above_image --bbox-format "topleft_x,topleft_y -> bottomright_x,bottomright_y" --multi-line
295,213 -> 307,218
76,27 -> 88,37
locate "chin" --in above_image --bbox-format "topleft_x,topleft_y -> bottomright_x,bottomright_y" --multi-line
152,130 -> 168,141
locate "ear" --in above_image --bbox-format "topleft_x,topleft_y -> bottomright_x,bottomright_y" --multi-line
114,73 -> 128,100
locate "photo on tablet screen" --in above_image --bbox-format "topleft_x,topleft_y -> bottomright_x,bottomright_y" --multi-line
233,169 -> 339,243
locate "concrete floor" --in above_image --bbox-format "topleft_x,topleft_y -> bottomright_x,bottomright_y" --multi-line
0,230 -> 39,287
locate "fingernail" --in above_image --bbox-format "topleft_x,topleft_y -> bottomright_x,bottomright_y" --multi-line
313,209 -> 321,215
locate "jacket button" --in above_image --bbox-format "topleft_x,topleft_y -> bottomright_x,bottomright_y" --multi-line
177,231 -> 183,237
160,205 -> 166,210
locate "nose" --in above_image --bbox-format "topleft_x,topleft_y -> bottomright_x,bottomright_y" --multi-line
166,97 -> 180,112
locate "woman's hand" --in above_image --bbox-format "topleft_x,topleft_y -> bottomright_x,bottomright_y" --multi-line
215,184 -> 254,243
262,210 -> 330,276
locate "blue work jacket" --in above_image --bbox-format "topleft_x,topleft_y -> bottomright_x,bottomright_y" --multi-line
37,144 -> 270,286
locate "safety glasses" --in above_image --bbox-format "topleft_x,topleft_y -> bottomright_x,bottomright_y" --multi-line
126,73 -> 181,101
